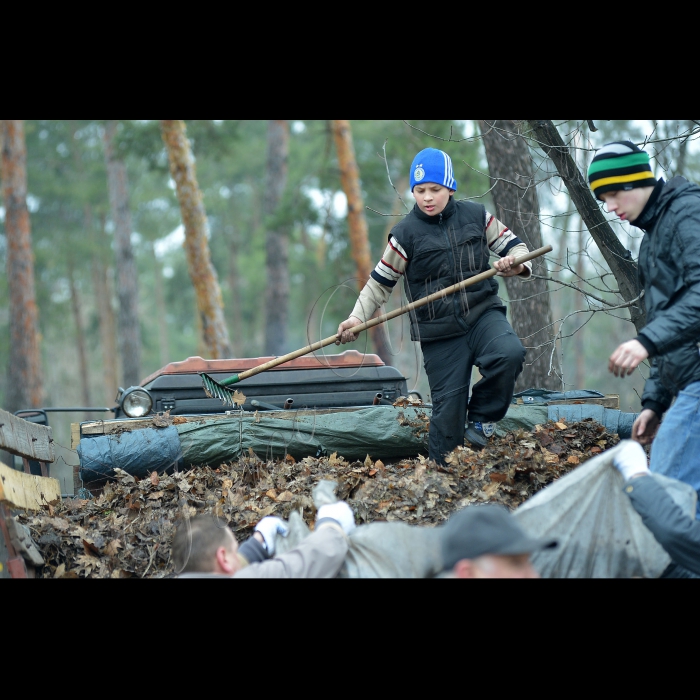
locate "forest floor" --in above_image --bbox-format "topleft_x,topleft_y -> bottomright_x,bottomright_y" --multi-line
18,418 -> 619,578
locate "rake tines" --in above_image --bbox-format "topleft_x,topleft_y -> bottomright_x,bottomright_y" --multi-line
200,372 -> 239,408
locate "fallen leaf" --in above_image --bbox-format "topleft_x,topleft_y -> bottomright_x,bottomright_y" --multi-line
104,539 -> 122,557
232,390 -> 247,406
555,422 -> 568,430
567,455 -> 580,465
364,454 -> 373,468
150,472 -> 160,487
276,491 -> 294,503
374,460 -> 385,470
54,563 -> 65,579
82,540 -> 101,558
266,489 -> 278,500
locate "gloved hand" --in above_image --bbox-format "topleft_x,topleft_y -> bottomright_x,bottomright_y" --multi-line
613,440 -> 651,482
317,501 -> 356,535
254,516 -> 290,556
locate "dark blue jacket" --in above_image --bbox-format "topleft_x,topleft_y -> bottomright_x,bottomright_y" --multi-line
634,177 -> 700,416
625,476 -> 700,578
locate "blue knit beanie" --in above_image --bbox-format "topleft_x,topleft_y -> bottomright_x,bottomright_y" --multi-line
410,148 -> 458,191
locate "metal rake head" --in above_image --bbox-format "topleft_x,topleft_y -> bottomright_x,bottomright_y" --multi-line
200,373 -> 239,408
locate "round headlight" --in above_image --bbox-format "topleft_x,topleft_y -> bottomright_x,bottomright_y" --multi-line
121,387 -> 153,418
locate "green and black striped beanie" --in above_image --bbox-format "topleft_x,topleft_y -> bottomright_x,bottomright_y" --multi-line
588,141 -> 657,200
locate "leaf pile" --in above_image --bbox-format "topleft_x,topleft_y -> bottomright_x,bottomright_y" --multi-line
17,418 -> 618,578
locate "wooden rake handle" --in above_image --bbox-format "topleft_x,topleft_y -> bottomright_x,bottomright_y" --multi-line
226,245 -> 552,386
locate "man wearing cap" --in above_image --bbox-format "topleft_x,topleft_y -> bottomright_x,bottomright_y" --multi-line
588,141 -> 700,515
336,147 -> 534,463
437,504 -> 557,578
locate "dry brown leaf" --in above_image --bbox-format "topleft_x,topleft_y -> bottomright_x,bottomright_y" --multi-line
276,491 -> 294,503
104,539 -> 122,557
483,482 -> 501,497
266,489 -> 278,500
148,491 -> 164,500
82,540 -> 101,558
150,472 -> 160,487
374,460 -> 385,470
232,390 -> 246,406
555,422 -> 568,430
369,469 -> 378,477
567,455 -> 580,465
54,563 -> 65,579
364,454 -> 373,468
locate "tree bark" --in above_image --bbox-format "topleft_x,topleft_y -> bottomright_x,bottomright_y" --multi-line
264,120 -> 290,356
67,258 -> 92,406
479,120 -> 561,390
160,120 -> 232,359
331,119 -> 392,364
90,214 -> 119,405
149,242 -> 170,369
103,120 -> 142,387
525,120 -> 645,332
1,120 -> 44,411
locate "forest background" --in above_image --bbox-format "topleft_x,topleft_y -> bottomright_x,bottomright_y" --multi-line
2,119 -> 699,483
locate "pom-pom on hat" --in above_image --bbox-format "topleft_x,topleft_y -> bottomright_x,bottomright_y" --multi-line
410,148 -> 457,192
588,141 -> 657,201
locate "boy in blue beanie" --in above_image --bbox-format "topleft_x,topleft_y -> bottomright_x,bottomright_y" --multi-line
337,147 -> 533,463
590,140 -> 700,517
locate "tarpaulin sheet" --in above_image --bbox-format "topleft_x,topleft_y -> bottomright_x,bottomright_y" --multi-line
514,441 -> 698,578
274,480 -> 444,578
77,426 -> 182,487
176,406 -> 430,467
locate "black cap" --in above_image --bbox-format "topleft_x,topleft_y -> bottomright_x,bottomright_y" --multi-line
440,505 -> 557,569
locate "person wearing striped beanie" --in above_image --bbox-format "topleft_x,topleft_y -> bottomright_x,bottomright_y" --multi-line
337,146 -> 535,463
588,141 -> 657,200
592,139 -> 700,517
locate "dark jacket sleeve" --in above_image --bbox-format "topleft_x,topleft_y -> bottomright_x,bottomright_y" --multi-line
624,476 -> 700,576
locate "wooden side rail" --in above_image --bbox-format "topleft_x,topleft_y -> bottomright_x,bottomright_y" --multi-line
0,409 -> 59,579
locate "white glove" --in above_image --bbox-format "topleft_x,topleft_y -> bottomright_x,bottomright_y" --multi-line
254,516 -> 290,556
317,501 -> 356,535
613,440 -> 651,482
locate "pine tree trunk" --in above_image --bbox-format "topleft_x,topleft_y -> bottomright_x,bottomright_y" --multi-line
227,226 -> 243,358
103,120 -> 142,387
67,259 -> 92,406
331,119 -> 392,364
264,120 -> 290,356
160,120 -> 232,359
479,120 -> 561,391
1,120 -> 44,412
92,213 -> 119,405
150,242 -> 170,369
525,120 -> 645,332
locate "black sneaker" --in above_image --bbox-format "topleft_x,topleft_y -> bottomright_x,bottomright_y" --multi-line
465,421 -> 495,450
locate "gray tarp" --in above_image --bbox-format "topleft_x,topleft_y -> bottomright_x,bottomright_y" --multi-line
514,441 -> 698,578
274,480 -> 445,578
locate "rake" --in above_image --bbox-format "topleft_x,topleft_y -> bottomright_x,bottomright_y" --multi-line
201,245 -> 552,407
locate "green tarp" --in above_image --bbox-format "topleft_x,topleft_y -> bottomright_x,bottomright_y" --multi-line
176,406 -> 431,466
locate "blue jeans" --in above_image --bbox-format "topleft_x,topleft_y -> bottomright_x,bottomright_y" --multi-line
650,381 -> 700,517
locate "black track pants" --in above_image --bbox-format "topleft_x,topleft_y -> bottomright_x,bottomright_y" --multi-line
421,307 -> 525,465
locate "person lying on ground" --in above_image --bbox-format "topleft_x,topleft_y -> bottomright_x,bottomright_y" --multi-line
437,504 -> 557,578
614,440 -> 700,578
172,501 -> 356,578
